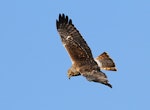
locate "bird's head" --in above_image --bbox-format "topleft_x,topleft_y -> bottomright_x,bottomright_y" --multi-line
67,68 -> 80,79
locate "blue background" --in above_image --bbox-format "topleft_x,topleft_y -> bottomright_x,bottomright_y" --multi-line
0,0 -> 150,110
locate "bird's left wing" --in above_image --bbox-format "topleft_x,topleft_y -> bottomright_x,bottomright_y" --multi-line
56,14 -> 94,65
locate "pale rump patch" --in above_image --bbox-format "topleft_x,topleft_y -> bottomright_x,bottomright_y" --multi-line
94,58 -> 102,68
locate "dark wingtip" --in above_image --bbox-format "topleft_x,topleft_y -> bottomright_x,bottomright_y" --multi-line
107,83 -> 112,88
57,13 -> 72,24
56,13 -> 73,30
102,81 -> 112,88
62,13 -> 65,17
59,13 -> 61,20
56,20 -> 59,29
65,15 -> 68,24
69,19 -> 72,24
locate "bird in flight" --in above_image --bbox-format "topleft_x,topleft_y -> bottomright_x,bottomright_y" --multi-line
56,14 -> 117,88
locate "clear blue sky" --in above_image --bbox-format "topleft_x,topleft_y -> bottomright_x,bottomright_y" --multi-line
0,0 -> 150,110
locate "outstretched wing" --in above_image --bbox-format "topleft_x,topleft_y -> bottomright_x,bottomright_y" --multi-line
56,14 -> 94,65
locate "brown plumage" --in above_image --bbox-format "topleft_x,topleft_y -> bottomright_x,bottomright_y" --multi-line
56,14 -> 117,88
95,52 -> 117,71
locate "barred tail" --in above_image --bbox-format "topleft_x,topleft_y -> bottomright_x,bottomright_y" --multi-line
95,52 -> 117,71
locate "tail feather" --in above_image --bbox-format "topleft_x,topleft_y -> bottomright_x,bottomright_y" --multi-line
95,52 -> 117,71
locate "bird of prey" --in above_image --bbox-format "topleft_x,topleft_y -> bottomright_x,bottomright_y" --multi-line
56,14 -> 117,88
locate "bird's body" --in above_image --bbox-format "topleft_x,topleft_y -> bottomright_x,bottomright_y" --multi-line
56,14 -> 117,88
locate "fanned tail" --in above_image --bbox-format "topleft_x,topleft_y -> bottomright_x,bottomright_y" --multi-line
95,52 -> 117,71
